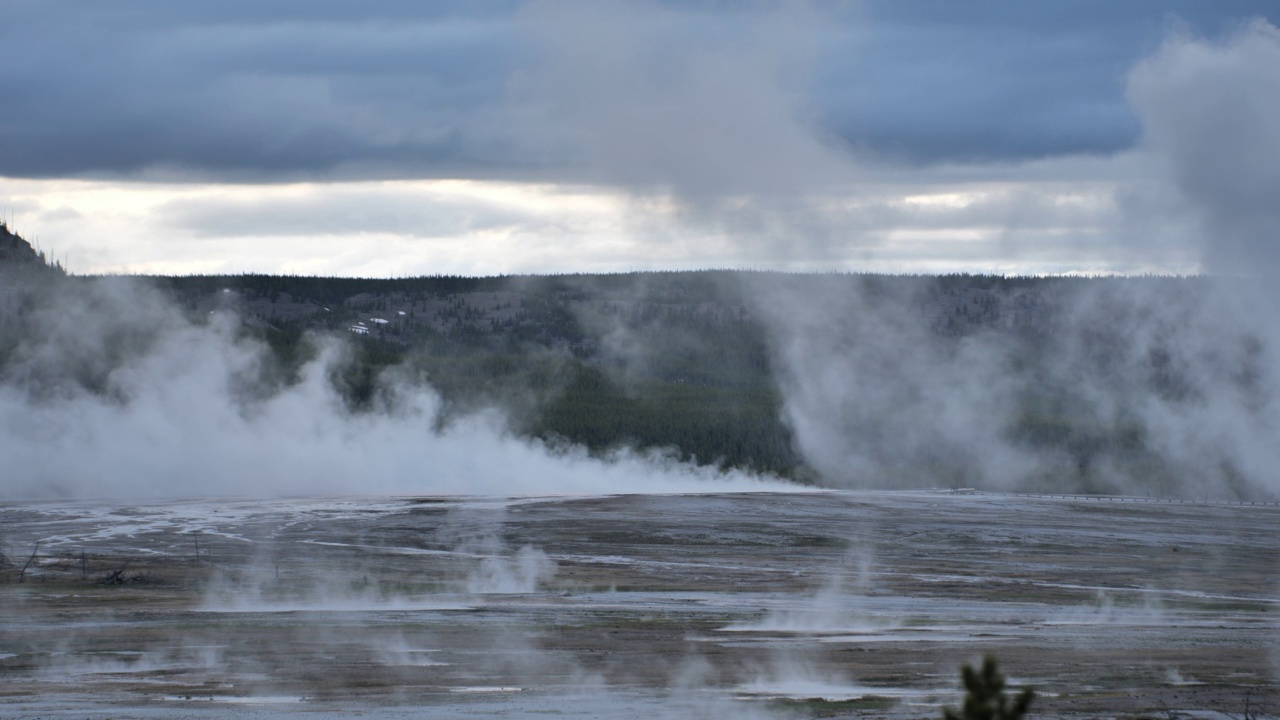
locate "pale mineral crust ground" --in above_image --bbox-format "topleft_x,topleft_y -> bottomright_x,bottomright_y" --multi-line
1,491 -> 1276,719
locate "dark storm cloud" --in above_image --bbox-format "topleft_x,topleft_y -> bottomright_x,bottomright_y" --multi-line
0,1 -> 523,179
0,1 -> 1274,180
820,0 -> 1280,164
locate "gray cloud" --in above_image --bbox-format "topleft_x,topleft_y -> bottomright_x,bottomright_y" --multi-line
0,2 -> 521,180
155,185 -> 532,239
1,1 -> 1275,181
823,1 -> 1277,164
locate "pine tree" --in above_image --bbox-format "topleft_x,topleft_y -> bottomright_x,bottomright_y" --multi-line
944,656 -> 1034,720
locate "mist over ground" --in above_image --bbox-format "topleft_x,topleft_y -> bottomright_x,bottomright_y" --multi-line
0,252 -> 788,499
751,273 -> 1279,499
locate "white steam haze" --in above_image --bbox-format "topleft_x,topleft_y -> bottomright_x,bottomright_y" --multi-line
0,278 -> 789,499
512,0 -> 848,194
754,274 -> 1280,499
511,0 -> 884,265
1127,19 -> 1280,275
741,21 -> 1280,500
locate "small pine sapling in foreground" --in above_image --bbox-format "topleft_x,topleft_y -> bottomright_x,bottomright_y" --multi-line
943,656 -> 1034,720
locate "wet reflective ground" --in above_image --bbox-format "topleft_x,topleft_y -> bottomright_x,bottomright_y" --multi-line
1,491 -> 1276,718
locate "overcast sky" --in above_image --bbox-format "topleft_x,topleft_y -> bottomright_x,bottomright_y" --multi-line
1,1 -> 1277,276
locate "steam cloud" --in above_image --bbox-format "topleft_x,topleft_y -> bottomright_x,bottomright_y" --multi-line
509,7 -> 1280,500
744,21 -> 1280,501
1127,19 -> 1280,275
511,0 -> 862,258
750,274 -> 1279,500
0,277 -> 787,500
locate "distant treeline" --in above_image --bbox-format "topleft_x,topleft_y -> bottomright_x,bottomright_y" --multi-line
5,253 -> 1255,492
0,220 -> 65,274
136,270 -> 1223,488
202,271 -> 804,477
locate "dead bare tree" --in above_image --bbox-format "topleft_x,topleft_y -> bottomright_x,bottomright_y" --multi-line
99,561 -> 130,585
18,541 -> 39,583
1235,691 -> 1260,720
